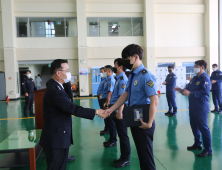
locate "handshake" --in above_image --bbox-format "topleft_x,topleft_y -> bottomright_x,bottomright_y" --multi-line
95,109 -> 112,119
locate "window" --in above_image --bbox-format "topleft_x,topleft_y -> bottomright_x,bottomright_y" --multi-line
87,17 -> 143,37
16,17 -> 77,37
158,63 -> 175,67
182,62 -> 195,80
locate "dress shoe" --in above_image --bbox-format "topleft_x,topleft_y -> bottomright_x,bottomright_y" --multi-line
67,155 -> 75,162
30,113 -> 35,116
103,141 -> 109,145
198,150 -> 212,157
100,130 -> 109,135
165,111 -> 172,116
104,142 -> 117,147
187,144 -> 202,150
113,158 -> 122,163
24,115 -> 29,118
169,113 -> 176,117
211,109 -> 219,113
115,160 -> 130,168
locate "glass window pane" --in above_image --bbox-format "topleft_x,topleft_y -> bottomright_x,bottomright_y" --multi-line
87,18 -> 99,37
52,30 -> 55,35
182,62 -> 194,73
132,18 -> 143,36
158,63 -> 175,67
16,18 -> 28,37
66,18 -> 77,37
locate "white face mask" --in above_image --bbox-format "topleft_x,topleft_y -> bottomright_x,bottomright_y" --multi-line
103,72 -> 107,78
193,68 -> 200,74
100,73 -> 104,77
27,74 -> 31,78
213,68 -> 217,72
30,131 -> 34,136
60,72 -> 71,83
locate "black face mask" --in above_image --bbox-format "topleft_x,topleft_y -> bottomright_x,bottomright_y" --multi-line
168,70 -> 172,73
123,60 -> 133,70
113,67 -> 117,74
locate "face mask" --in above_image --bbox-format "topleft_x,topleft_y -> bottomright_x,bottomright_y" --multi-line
124,59 -> 135,70
27,74 -> 31,78
60,72 -> 71,83
113,67 -> 117,74
193,68 -> 200,74
213,68 -> 217,72
168,70 -> 172,73
103,72 -> 107,78
100,73 -> 104,77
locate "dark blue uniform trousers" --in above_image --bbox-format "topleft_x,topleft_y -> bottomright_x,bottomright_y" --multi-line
189,109 -> 212,154
44,147 -> 69,170
166,91 -> 177,114
97,97 -> 109,132
24,93 -> 34,116
130,121 -> 156,170
106,117 -> 117,143
113,118 -> 131,161
212,90 -> 222,111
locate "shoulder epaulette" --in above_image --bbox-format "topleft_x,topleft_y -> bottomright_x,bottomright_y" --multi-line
120,76 -> 123,80
141,69 -> 148,75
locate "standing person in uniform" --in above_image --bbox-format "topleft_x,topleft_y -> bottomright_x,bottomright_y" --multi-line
22,70 -> 35,117
97,67 -> 109,135
175,60 -> 212,157
102,65 -> 116,146
105,44 -> 159,170
107,58 -> 131,168
40,59 -> 109,170
162,65 -> 177,117
210,64 -> 222,114
35,74 -> 42,90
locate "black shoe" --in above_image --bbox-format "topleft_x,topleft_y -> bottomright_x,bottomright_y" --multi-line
211,109 -> 219,113
100,130 -> 109,135
24,115 -> 29,118
187,144 -> 202,150
113,158 -> 122,163
67,155 -> 75,162
170,113 -> 176,117
218,111 -> 222,114
103,141 -> 109,145
165,111 -> 172,116
104,142 -> 117,148
197,150 -> 212,157
30,113 -> 35,116
115,160 -> 130,168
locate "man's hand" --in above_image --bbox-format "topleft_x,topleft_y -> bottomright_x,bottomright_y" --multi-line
174,87 -> 182,92
181,89 -> 190,96
162,81 -> 166,85
187,76 -> 192,81
116,111 -> 123,120
96,109 -> 109,119
212,80 -> 216,84
139,119 -> 152,129
104,108 -> 113,116
25,93 -> 28,97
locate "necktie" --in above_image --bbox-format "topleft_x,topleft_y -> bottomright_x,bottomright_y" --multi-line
128,72 -> 134,106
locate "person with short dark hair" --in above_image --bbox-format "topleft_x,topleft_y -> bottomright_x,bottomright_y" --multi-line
22,70 -> 35,117
40,59 -> 108,170
210,63 -> 222,114
106,44 -> 159,170
35,74 -> 42,90
175,60 -> 212,157
101,65 -> 116,146
162,65 -> 177,117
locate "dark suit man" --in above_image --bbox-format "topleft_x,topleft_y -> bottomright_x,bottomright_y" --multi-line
40,59 -> 108,170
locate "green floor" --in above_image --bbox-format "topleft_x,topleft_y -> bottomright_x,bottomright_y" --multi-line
0,93 -> 221,170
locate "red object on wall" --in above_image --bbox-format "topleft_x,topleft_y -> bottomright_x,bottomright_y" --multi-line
8,77 -> 11,80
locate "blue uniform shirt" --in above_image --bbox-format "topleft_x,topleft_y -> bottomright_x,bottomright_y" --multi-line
110,72 -> 128,105
125,64 -> 157,106
165,72 -> 177,91
185,72 -> 211,111
97,77 -> 105,96
102,75 -> 116,99
210,69 -> 222,91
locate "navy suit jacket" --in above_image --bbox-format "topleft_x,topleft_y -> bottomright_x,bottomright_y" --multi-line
40,79 -> 95,149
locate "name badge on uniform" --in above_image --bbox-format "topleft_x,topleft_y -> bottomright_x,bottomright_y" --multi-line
134,80 -> 138,86
196,81 -> 200,86
170,76 -> 172,79
134,108 -> 143,121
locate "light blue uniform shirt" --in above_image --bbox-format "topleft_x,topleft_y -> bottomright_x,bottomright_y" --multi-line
102,75 -> 116,99
125,64 -> 157,106
97,77 -> 105,96
110,72 -> 128,105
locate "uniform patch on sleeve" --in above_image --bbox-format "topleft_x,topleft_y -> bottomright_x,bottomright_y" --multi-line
146,80 -> 154,87
205,82 -> 208,85
121,84 -> 126,89
141,69 -> 148,75
109,84 -> 112,87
